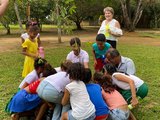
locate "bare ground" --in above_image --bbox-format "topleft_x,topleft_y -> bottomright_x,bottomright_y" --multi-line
0,28 -> 159,53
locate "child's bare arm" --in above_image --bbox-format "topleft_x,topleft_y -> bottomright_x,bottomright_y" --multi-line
22,47 -> 38,59
37,36 -> 41,47
92,48 -> 97,66
114,74 -> 138,106
61,88 -> 70,106
21,82 -> 29,90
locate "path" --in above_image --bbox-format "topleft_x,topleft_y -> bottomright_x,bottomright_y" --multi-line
0,29 -> 159,53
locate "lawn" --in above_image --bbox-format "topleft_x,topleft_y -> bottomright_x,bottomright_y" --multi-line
0,28 -> 160,119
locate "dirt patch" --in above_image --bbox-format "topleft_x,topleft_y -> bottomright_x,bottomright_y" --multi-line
0,29 -> 159,53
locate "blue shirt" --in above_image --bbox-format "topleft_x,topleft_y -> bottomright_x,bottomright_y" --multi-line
92,42 -> 111,59
86,83 -> 109,116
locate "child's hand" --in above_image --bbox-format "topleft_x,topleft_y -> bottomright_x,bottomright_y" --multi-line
105,58 -> 110,63
94,60 -> 97,67
32,53 -> 39,59
131,97 -> 139,107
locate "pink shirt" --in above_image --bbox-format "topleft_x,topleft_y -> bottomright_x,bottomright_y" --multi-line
102,89 -> 127,110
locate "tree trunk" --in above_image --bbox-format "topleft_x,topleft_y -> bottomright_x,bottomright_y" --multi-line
76,21 -> 82,30
14,0 -> 24,34
55,0 -> 62,43
6,26 -> 10,35
1,21 -> 10,35
119,0 -> 143,31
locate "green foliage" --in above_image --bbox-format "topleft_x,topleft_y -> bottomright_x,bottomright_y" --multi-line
53,0 -> 76,34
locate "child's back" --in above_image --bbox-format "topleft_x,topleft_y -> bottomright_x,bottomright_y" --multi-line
61,63 -> 95,120
66,80 -> 95,119
84,68 -> 109,120
86,83 -> 109,120
102,89 -> 128,110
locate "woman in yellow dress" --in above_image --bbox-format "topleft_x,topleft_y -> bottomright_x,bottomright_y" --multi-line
22,25 -> 39,77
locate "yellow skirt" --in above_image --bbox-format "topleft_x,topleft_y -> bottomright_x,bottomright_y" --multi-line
22,56 -> 34,77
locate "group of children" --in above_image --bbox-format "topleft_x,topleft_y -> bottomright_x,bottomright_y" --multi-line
5,19 -> 148,120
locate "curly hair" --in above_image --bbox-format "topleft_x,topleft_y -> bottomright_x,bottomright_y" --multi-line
67,62 -> 85,81
101,75 -> 116,93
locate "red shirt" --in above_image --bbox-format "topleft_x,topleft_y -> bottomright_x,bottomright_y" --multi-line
28,80 -> 40,94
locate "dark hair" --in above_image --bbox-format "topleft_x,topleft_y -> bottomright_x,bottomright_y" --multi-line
70,37 -> 81,47
26,21 -> 38,29
61,60 -> 72,71
106,48 -> 120,58
67,62 -> 85,80
93,72 -> 115,93
83,68 -> 92,84
103,63 -> 117,75
34,58 -> 47,70
29,25 -> 39,33
96,34 -> 106,42
43,63 -> 57,77
101,75 -> 116,93
93,72 -> 103,83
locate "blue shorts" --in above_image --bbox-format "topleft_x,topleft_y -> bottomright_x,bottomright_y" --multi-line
108,109 -> 129,120
68,110 -> 95,120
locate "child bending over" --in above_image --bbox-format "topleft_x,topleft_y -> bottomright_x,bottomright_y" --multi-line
83,68 -> 109,120
61,63 -> 95,120
6,64 -> 56,120
92,34 -> 111,72
93,72 -> 130,120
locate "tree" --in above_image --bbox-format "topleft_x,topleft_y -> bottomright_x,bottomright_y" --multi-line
69,0 -> 105,30
14,0 -> 24,33
53,0 -> 76,43
119,0 -> 143,31
0,0 -> 17,34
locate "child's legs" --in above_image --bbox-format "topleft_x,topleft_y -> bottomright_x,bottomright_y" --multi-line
84,112 -> 96,120
119,89 -> 132,104
52,103 -> 62,120
61,104 -> 71,115
67,110 -> 76,120
35,102 -> 48,120
109,109 -> 129,120
61,112 -> 69,120
95,58 -> 104,72
136,83 -> 148,99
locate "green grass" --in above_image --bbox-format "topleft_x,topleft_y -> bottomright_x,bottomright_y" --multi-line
0,41 -> 160,119
138,32 -> 160,39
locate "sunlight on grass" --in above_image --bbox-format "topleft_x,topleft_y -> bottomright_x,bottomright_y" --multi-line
138,32 -> 160,39
0,41 -> 160,119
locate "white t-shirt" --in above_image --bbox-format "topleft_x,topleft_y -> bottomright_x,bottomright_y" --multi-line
44,71 -> 70,92
54,67 -> 62,72
19,70 -> 39,88
112,72 -> 144,90
66,49 -> 89,64
66,80 -> 95,119
21,33 -> 40,40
